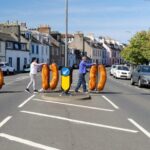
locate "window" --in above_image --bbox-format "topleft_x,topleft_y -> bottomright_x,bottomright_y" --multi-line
8,57 -> 12,67
14,43 -> 19,49
21,44 -> 26,50
0,43 -> 1,52
6,42 -> 13,49
32,45 -> 34,54
24,58 -> 27,65
52,48 -> 54,55
36,45 -> 39,54
56,48 -> 59,56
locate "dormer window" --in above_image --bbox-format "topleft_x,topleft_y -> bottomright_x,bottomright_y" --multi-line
14,43 -> 19,49
6,42 -> 13,49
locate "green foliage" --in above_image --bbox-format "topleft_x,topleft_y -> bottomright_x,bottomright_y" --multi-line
121,31 -> 150,64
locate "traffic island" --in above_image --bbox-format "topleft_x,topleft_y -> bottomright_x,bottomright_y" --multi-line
39,90 -> 91,101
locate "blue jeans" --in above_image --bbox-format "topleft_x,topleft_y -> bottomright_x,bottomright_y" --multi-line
75,73 -> 87,92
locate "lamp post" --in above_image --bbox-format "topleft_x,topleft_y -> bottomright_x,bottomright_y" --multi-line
65,0 -> 68,67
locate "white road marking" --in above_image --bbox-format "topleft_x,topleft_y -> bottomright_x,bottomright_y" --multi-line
18,95 -> 35,108
0,133 -> 60,150
33,99 -> 114,112
102,95 -> 119,109
0,116 -> 12,128
128,118 -> 150,138
21,110 -> 138,133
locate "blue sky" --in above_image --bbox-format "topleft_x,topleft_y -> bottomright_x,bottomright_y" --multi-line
0,0 -> 150,43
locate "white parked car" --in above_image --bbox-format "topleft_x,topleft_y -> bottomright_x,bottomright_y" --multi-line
110,65 -> 117,76
113,65 -> 131,79
0,62 -> 15,75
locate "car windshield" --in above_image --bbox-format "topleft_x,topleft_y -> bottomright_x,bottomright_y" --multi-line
112,65 -> 116,68
141,66 -> 150,73
118,66 -> 129,71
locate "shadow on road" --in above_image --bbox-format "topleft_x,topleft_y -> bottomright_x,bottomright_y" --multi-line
90,91 -> 123,95
0,91 -> 23,94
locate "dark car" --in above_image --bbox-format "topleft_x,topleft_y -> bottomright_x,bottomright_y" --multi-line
130,65 -> 150,87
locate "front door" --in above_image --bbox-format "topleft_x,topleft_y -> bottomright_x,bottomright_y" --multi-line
17,57 -> 20,72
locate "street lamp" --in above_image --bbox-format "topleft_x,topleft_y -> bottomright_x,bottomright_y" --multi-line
65,0 -> 68,67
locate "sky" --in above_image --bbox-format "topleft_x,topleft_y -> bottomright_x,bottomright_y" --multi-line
0,0 -> 150,43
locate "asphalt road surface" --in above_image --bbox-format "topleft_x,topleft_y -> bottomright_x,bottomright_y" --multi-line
0,70 -> 150,150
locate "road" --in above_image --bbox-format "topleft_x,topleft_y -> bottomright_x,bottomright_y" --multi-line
0,70 -> 150,150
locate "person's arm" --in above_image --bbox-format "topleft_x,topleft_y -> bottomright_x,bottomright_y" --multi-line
34,62 -> 46,66
85,62 -> 94,67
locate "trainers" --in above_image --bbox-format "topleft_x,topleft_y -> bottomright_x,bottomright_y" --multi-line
33,90 -> 39,93
25,88 -> 30,93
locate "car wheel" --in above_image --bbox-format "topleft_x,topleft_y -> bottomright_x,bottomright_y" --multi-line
130,77 -> 135,85
138,78 -> 142,88
13,70 -> 15,75
6,70 -> 9,75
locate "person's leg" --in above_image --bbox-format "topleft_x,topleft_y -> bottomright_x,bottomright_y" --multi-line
82,74 -> 87,92
32,74 -> 37,91
26,74 -> 33,89
75,74 -> 83,92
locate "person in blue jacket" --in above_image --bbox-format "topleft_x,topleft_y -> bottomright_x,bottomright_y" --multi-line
75,56 -> 94,93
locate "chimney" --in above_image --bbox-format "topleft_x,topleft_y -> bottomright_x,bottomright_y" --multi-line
38,25 -> 51,34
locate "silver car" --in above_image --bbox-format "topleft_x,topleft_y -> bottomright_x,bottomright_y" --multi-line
131,65 -> 150,87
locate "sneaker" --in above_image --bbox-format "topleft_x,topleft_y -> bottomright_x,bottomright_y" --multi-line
83,91 -> 89,94
25,88 -> 30,93
74,90 -> 78,93
33,90 -> 39,93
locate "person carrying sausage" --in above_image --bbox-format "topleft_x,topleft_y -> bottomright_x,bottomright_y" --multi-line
25,58 -> 45,93
75,56 -> 94,93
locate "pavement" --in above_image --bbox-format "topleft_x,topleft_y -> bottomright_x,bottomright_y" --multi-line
0,70 -> 150,150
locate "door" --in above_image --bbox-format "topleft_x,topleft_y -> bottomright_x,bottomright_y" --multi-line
17,57 -> 20,72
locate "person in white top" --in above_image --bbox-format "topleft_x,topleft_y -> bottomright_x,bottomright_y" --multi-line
25,58 -> 45,93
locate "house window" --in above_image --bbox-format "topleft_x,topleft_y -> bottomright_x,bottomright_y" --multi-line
52,48 -> 54,55
21,44 -> 26,50
24,58 -> 27,65
36,45 -> 39,54
6,42 -> 13,49
8,57 -> 12,67
32,45 -> 34,54
14,43 -> 19,49
56,48 -> 59,56
0,42 -> 1,52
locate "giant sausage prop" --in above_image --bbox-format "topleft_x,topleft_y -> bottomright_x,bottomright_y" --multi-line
97,65 -> 107,91
89,65 -> 97,90
0,69 -> 4,89
49,63 -> 59,90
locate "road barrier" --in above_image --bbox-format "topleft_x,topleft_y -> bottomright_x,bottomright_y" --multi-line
61,67 -> 72,93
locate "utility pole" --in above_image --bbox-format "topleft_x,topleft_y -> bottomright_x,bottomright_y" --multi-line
65,0 -> 68,67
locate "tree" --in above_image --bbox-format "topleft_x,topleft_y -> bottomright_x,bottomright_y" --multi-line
121,31 -> 150,65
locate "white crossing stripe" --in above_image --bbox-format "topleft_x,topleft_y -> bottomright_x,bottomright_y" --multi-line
21,110 -> 138,133
128,118 -> 150,138
33,99 -> 114,112
0,133 -> 60,150
102,95 -> 119,109
18,95 -> 35,108
0,116 -> 12,128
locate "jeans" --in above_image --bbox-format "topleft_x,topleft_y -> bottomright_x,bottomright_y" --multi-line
26,74 -> 37,90
75,73 -> 87,92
